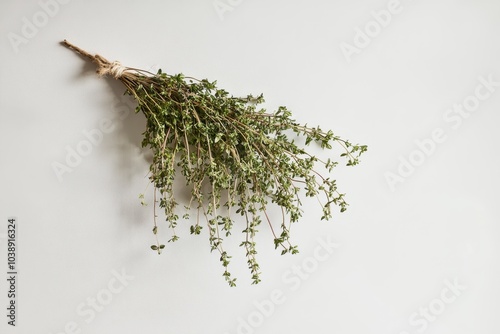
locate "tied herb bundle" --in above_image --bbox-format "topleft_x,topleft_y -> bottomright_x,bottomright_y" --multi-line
62,40 -> 367,286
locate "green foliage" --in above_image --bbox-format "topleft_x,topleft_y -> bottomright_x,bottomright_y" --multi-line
120,69 -> 367,286
61,40 -> 366,286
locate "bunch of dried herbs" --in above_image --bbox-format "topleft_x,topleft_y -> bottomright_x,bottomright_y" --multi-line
62,40 -> 367,286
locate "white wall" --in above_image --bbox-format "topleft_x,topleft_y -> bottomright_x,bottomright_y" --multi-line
1,0 -> 499,333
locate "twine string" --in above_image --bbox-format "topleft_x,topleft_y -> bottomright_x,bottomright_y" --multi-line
98,60 -> 127,79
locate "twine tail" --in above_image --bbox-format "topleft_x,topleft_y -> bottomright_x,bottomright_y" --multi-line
61,39 -> 127,79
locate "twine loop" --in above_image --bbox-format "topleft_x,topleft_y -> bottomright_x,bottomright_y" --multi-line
96,58 -> 128,78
